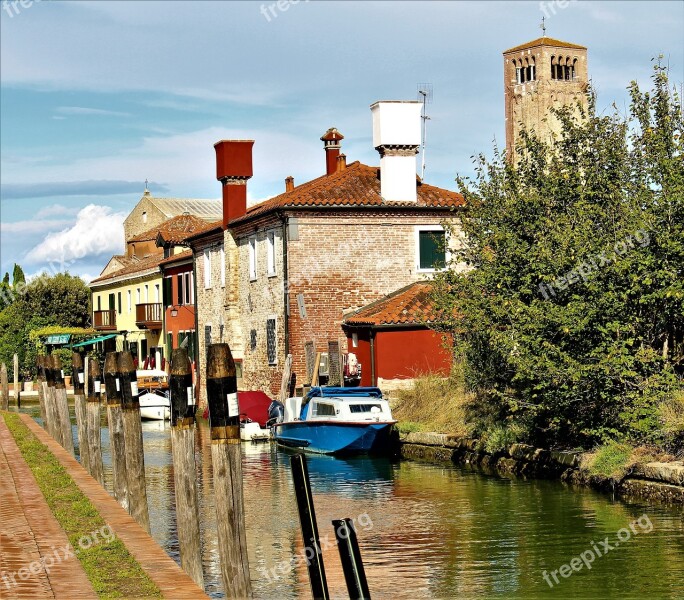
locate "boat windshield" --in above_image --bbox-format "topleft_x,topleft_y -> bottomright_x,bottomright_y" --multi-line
349,404 -> 382,413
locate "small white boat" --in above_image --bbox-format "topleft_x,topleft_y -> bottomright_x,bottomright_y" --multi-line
137,369 -> 171,421
240,420 -> 271,442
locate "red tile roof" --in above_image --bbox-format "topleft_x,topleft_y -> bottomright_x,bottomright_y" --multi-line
128,214 -> 209,244
90,251 -> 165,285
231,161 -> 464,225
158,249 -> 193,267
344,282 -> 440,327
504,37 -> 586,54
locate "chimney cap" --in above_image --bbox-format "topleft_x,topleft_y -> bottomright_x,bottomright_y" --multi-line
320,127 -> 344,142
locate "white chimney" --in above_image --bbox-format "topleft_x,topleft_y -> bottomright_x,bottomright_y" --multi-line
371,101 -> 422,202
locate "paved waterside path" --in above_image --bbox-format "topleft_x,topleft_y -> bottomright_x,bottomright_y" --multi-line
0,416 -> 96,599
1,414 -> 209,599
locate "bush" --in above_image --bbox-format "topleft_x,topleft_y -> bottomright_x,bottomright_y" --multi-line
658,392 -> 684,455
482,422 -> 526,454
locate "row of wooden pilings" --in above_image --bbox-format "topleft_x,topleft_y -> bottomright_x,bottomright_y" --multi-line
23,344 -> 251,598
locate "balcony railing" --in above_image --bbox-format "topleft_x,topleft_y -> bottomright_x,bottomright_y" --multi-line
93,310 -> 117,331
136,303 -> 163,330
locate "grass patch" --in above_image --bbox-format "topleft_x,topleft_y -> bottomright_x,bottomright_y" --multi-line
3,413 -> 161,599
392,368 -> 476,436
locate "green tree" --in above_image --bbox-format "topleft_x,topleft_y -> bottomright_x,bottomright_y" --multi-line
11,264 -> 25,287
433,62 -> 683,450
0,273 -> 91,379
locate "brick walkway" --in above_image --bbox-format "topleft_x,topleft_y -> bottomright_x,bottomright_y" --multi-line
0,416 -> 96,599
17,414 -> 209,600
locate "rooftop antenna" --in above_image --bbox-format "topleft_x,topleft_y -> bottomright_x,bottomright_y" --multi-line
540,16 -> 546,37
417,83 -> 433,180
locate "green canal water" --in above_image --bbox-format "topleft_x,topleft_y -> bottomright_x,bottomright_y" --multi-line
20,404 -> 684,599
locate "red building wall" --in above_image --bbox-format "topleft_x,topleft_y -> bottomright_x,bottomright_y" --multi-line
163,263 -> 195,352
347,327 -> 452,386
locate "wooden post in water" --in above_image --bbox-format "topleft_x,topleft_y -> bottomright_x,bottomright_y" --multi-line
72,351 -> 90,474
42,356 -> 58,440
279,354 -> 293,402
104,351 -> 129,511
206,343 -> 252,599
86,357 -> 105,486
0,363 -> 8,411
118,351 -> 151,533
36,356 -> 47,424
52,354 -> 75,456
169,347 -> 204,588
13,353 -> 19,406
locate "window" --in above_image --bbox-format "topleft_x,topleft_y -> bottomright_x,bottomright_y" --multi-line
164,277 -> 173,308
349,404 -> 382,413
313,402 -> 336,417
142,211 -> 147,224
248,236 -> 257,280
176,274 -> 183,305
204,325 -> 212,349
267,230 -> 276,276
204,249 -> 211,289
154,284 -> 160,303
117,292 -> 122,314
127,290 -> 132,313
352,332 -> 358,348
184,272 -> 193,305
220,245 -> 226,287
266,318 -> 276,365
417,227 -> 446,271
136,288 -> 141,304
97,296 -> 101,311
144,284 -> 149,302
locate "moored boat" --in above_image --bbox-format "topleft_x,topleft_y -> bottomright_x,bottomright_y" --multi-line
137,369 -> 171,420
271,387 -> 396,455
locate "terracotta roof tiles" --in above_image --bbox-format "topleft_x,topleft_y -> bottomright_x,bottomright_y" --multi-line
231,161 -> 464,225
89,251 -> 165,285
344,282 -> 439,327
503,37 -> 586,54
129,214 -> 209,244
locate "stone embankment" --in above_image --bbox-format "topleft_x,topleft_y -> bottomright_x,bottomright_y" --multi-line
398,432 -> 684,504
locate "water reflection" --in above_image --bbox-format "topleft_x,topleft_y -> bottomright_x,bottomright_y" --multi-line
18,403 -> 684,599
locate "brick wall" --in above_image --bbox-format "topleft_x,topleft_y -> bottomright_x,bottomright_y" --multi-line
231,210 -> 462,394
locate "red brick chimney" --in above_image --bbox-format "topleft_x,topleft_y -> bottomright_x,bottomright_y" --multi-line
214,140 -> 254,228
336,153 -> 347,173
320,127 -> 344,176
285,176 -> 294,192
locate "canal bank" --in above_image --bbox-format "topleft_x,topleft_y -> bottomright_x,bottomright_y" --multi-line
0,411 -> 208,599
397,431 -> 684,505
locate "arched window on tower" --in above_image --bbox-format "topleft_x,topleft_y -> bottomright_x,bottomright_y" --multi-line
551,56 -> 557,80
514,60 -> 522,84
564,57 -> 571,81
530,56 -> 536,81
571,58 -> 577,80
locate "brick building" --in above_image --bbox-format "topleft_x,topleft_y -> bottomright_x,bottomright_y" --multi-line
187,101 -> 465,399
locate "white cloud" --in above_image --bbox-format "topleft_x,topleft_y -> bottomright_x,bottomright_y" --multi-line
35,204 -> 79,218
55,106 -> 130,117
0,218 -> 73,234
24,204 -> 126,265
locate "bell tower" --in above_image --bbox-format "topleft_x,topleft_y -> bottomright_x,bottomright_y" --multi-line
503,35 -> 588,160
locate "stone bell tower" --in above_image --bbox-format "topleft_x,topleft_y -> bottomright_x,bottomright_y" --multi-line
503,35 -> 588,160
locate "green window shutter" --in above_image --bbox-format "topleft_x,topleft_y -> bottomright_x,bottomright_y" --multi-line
163,277 -> 173,308
419,231 -> 446,269
167,333 -> 173,356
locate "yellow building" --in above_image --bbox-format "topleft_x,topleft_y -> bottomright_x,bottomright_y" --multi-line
90,211 -> 216,366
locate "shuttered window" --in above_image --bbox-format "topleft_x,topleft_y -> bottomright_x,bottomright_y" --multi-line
266,318 -> 276,365
418,230 -> 446,270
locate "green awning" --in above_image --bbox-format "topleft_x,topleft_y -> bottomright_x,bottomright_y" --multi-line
71,334 -> 118,348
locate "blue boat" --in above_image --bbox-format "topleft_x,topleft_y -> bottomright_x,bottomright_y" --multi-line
271,387 -> 397,455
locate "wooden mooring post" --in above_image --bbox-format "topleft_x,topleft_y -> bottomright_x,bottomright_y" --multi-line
104,351 -> 129,511
279,354 -> 293,402
291,453 -> 329,600
52,353 -> 75,456
72,351 -> 90,473
42,356 -> 59,440
13,353 -> 19,406
332,518 -> 371,600
36,356 -> 47,424
85,357 -> 105,486
118,351 -> 151,533
206,343 -> 252,599
169,347 -> 204,588
0,363 -> 8,411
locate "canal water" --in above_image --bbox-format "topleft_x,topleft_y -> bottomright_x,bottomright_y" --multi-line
19,403 -> 684,599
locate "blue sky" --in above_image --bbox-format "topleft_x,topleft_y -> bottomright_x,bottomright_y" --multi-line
1,0 -> 682,281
